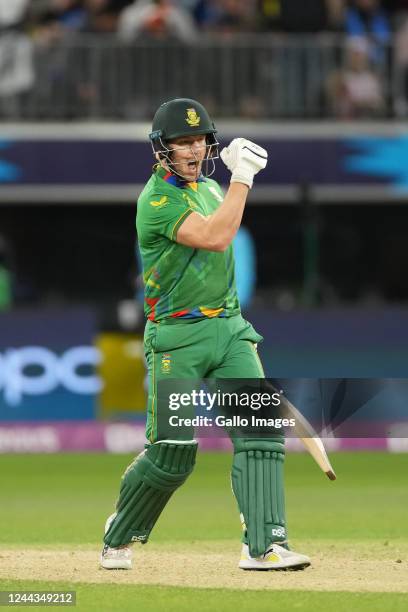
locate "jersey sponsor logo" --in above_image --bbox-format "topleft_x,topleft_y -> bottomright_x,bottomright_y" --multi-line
186,108 -> 200,127
161,353 -> 172,374
208,186 -> 223,202
150,196 -> 168,208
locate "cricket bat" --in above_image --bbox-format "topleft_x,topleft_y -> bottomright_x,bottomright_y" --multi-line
263,379 -> 337,480
281,393 -> 337,480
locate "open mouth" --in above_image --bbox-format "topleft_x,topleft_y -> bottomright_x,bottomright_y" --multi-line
187,161 -> 199,170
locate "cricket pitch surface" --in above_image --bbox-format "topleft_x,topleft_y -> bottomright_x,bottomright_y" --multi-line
1,540 -> 407,593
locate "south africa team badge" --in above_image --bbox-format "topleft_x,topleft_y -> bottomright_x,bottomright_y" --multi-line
161,353 -> 171,374
186,108 -> 200,127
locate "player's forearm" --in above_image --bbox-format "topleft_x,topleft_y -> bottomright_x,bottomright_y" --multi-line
204,183 -> 249,251
207,137 -> 267,250
177,139 -> 267,252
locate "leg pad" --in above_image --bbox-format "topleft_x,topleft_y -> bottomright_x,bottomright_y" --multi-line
231,438 -> 286,558
104,440 -> 197,547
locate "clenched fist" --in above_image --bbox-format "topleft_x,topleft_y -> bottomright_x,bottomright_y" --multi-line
220,138 -> 268,189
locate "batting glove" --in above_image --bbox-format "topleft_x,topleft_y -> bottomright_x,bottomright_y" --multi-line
220,138 -> 268,189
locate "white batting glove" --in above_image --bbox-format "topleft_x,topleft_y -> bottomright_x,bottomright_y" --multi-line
220,138 -> 268,188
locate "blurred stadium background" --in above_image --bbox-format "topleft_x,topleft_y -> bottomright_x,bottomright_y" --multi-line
1,0 -> 408,454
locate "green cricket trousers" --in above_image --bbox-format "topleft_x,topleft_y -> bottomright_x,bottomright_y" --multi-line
143,314 -> 264,443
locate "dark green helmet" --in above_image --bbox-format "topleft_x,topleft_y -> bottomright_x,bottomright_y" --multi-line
149,98 -> 219,179
149,97 -> 217,145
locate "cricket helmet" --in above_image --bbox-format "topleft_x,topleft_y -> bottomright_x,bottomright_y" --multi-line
149,97 -> 219,179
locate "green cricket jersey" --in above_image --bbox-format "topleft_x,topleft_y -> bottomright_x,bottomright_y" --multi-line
136,166 -> 240,322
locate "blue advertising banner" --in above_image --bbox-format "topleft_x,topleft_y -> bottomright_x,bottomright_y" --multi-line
1,123 -> 408,203
0,308 -> 98,421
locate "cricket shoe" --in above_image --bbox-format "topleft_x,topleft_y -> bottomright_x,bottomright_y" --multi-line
100,513 -> 133,570
239,543 -> 311,571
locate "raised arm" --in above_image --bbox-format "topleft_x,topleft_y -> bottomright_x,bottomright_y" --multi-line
177,139 -> 267,252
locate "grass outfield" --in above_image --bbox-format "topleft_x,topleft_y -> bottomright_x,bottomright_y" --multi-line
0,452 -> 407,610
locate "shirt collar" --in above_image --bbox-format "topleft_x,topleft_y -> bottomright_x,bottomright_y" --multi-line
155,165 -> 206,189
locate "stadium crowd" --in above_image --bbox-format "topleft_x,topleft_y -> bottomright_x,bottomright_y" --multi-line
1,1 -> 405,36
1,1 -> 408,118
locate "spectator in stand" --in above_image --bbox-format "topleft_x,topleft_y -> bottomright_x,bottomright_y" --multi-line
326,36 -> 384,118
189,0 -> 221,30
117,0 -> 197,43
83,0 -> 133,33
0,0 -> 30,28
345,0 -> 390,64
327,0 -> 346,30
0,0 -> 34,117
47,0 -> 88,32
32,1 -> 134,37
31,1 -> 87,43
394,13 -> 408,116
205,0 -> 257,33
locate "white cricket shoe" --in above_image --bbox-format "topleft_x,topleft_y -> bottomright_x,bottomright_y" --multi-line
239,543 -> 310,571
100,512 -> 133,570
100,543 -> 133,570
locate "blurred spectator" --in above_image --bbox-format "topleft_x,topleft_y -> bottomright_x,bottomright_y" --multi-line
257,0 -> 281,30
204,0 -> 257,33
345,0 -> 390,64
394,14 -> 408,116
118,0 -> 197,42
0,0 -> 34,117
189,0 -> 221,29
84,0 -> 133,33
326,36 -> 384,118
0,0 -> 30,28
31,1 -> 87,44
46,0 -> 88,32
56,0 -> 86,28
326,0 -> 346,30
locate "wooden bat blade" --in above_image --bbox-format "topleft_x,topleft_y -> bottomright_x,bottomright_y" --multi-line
300,436 -> 337,480
274,385 -> 337,480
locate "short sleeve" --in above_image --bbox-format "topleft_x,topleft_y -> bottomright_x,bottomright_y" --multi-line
138,192 -> 195,242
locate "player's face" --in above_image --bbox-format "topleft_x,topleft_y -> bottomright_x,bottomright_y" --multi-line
168,135 -> 207,181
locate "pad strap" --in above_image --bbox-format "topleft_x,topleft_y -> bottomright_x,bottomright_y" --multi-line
231,438 -> 286,557
104,440 -> 197,547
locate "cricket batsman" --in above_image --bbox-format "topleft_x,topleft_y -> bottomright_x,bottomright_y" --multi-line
100,98 -> 311,571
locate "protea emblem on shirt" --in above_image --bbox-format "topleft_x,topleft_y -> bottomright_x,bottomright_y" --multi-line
161,353 -> 171,374
186,108 -> 200,127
